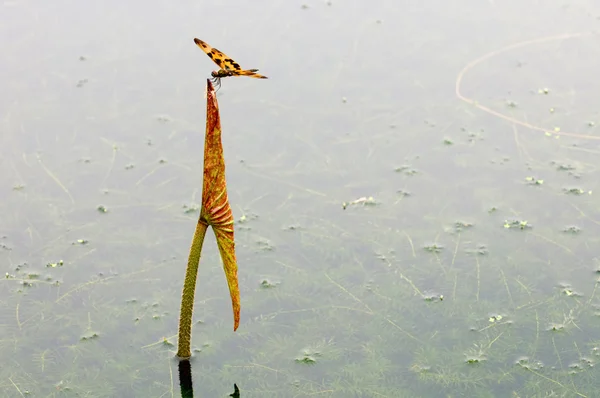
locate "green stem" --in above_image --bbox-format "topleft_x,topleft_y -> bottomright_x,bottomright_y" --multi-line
177,219 -> 208,358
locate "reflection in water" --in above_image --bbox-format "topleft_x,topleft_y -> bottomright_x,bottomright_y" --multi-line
230,383 -> 240,397
177,359 -> 240,397
178,359 -> 193,398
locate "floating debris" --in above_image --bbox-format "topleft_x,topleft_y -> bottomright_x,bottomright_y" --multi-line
465,355 -> 486,364
525,176 -> 544,185
515,357 -> 543,371
423,243 -> 444,253
563,187 -> 586,195
295,349 -> 321,365
182,203 -> 200,214
156,115 -> 172,123
489,314 -> 503,323
394,165 -> 418,175
562,226 -> 581,234
423,293 -> 443,302
342,196 -> 377,210
453,221 -> 474,232
503,220 -> 531,230
46,260 -> 64,268
259,279 -> 279,289
80,332 -> 99,341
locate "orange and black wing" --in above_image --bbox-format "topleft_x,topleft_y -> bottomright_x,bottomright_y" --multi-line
193,38 -> 242,71
236,70 -> 268,79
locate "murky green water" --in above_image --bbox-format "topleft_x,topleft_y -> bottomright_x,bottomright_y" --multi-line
2,1 -> 600,397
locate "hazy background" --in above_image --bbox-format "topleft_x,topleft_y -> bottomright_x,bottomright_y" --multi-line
2,1 -> 600,396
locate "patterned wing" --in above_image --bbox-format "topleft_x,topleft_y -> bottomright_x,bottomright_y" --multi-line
194,38 -> 242,71
236,70 -> 268,79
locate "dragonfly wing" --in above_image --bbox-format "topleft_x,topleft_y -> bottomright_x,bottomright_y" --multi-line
194,38 -> 242,71
236,70 -> 268,79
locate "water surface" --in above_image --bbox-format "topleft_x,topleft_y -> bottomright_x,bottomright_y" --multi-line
2,1 -> 600,396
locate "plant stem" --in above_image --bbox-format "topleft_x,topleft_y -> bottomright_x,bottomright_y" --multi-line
177,219 -> 208,358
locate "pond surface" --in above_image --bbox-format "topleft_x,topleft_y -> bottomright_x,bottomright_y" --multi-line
2,1 -> 600,397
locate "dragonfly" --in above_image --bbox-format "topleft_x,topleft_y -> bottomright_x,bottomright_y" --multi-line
193,38 -> 267,90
